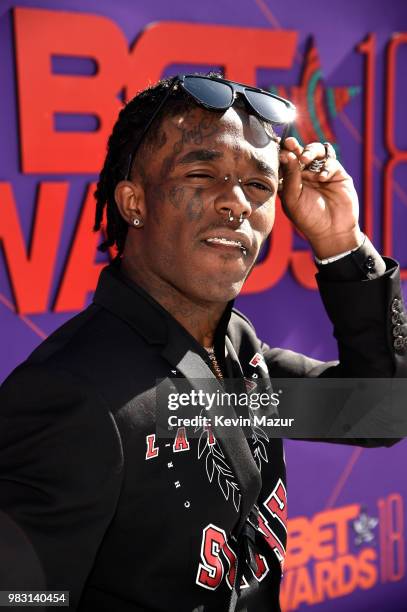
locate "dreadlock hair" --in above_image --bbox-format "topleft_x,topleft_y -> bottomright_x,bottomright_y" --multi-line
93,76 -> 194,254
93,74 -> 279,255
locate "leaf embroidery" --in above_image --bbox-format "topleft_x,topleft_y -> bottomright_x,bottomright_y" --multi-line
196,412 -> 241,512
206,453 -> 215,482
248,408 -> 270,471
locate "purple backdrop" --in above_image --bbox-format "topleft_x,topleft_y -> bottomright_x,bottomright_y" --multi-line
0,1 -> 406,609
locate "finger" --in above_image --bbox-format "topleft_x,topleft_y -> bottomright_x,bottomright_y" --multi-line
301,159 -> 345,182
279,148 -> 299,165
299,142 -> 327,165
279,151 -> 303,203
281,136 -> 302,156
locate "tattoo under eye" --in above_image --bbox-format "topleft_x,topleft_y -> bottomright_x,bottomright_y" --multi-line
168,185 -> 185,208
187,188 -> 204,221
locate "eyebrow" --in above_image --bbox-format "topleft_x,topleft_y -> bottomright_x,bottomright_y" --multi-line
250,153 -> 278,182
176,149 -> 224,165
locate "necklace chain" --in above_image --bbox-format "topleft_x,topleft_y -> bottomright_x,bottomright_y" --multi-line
205,347 -> 224,380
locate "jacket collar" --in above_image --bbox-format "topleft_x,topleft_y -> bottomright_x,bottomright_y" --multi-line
93,259 -> 236,349
93,259 -> 169,345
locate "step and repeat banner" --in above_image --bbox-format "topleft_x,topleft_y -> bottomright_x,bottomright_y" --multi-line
0,0 -> 406,610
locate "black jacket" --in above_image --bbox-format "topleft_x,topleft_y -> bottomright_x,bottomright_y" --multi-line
0,244 -> 406,612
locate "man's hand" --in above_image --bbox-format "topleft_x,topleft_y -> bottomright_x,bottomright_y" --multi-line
279,137 -> 364,259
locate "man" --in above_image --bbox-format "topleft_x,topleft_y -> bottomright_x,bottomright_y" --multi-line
0,73 -> 406,612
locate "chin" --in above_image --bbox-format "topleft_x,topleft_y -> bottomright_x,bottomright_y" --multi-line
189,275 -> 246,304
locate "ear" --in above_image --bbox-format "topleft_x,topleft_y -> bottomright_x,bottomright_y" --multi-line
114,179 -> 146,227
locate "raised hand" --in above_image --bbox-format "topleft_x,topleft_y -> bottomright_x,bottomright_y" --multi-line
279,137 -> 364,259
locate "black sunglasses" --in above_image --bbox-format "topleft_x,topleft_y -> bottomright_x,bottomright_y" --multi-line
124,73 -> 296,180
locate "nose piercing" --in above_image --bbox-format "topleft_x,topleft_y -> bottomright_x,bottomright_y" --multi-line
226,210 -> 245,223
224,176 -> 243,184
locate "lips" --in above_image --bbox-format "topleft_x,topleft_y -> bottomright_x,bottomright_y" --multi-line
201,230 -> 251,255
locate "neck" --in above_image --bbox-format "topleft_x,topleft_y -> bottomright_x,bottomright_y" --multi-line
120,256 -> 227,347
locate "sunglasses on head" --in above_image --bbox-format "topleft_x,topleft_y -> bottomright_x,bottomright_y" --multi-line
124,73 -> 296,180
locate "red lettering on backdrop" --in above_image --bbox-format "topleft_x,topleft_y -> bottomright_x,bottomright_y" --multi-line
357,34 -> 376,241
14,9 -> 297,174
55,183 -> 115,312
0,182 -> 67,314
8,10 -> 406,309
127,22 -> 297,92
13,8 -> 127,173
291,243 -> 318,290
378,493 -> 405,582
242,199 -> 293,293
384,33 -> 407,280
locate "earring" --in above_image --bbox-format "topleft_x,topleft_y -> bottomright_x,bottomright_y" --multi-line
238,178 -> 243,184
224,176 -> 230,182
133,218 -> 140,226
228,209 -> 234,222
238,212 -> 244,223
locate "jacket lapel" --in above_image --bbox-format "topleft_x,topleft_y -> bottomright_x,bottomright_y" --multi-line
162,327 -> 262,534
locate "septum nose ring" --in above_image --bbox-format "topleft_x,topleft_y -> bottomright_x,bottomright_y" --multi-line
227,209 -> 244,223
